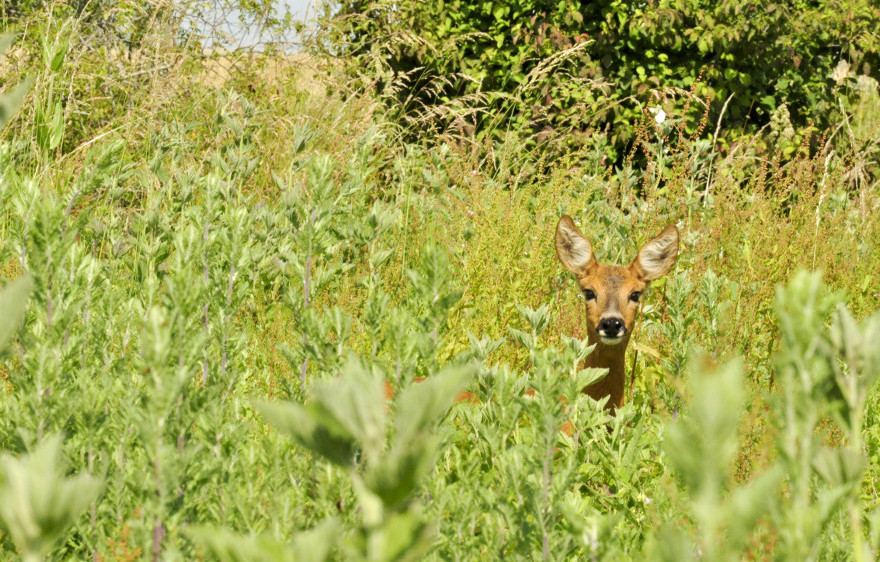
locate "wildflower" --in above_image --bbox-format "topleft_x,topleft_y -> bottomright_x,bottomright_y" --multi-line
649,106 -> 666,124
830,60 -> 851,85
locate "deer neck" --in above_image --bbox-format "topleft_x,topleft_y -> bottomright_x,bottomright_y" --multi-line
583,331 -> 629,411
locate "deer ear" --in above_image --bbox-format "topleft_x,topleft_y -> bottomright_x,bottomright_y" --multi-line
632,225 -> 679,281
555,216 -> 597,274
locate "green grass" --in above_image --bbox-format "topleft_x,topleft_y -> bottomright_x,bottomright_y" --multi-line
0,14 -> 879,560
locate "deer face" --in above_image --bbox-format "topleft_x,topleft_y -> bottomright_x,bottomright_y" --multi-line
555,216 -> 679,346
576,263 -> 647,345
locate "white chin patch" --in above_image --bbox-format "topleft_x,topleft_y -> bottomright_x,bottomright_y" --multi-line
600,336 -> 624,345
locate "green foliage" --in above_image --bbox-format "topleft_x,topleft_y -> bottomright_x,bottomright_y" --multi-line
0,436 -> 103,562
0,9 -> 878,559
772,271 -> 880,560
190,518 -> 338,562
321,0 -> 880,153
249,359 -> 474,560
657,356 -> 782,561
0,35 -> 31,132
33,28 -> 67,158
275,143 -> 396,391
0,274 -> 32,354
654,272 -> 880,561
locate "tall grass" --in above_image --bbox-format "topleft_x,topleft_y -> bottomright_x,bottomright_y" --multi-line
0,10 -> 878,560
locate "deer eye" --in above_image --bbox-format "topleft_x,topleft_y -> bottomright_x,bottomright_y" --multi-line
583,289 -> 596,301
629,291 -> 642,303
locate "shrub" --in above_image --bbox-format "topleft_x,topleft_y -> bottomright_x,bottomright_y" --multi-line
320,0 -> 880,155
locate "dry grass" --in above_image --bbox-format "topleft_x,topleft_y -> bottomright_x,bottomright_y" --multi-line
200,50 -> 327,96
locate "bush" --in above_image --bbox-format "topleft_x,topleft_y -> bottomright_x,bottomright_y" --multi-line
321,0 -> 880,154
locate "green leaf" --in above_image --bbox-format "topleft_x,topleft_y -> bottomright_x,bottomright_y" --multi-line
516,303 -> 551,336
724,466 -> 782,552
256,400 -> 358,468
364,365 -> 473,507
364,438 -> 434,509
49,41 -> 68,73
49,101 -> 64,150
312,357 -> 387,462
0,78 -> 31,132
0,436 -> 104,561
0,274 -> 32,353
190,519 -> 336,562
577,367 -> 608,388
352,474 -> 385,528
189,527 -> 294,562
367,506 -> 435,562
561,334 -> 594,363
507,327 -> 532,349
664,355 -> 744,495
812,447 -> 864,489
760,95 -> 776,110
291,518 -> 339,562
258,357 -> 388,466
648,526 -> 694,562
467,333 -> 505,360
393,364 -> 474,447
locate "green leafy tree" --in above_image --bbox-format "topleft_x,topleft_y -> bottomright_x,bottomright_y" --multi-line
321,0 -> 880,153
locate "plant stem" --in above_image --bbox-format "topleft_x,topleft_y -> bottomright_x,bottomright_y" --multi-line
300,209 -> 316,392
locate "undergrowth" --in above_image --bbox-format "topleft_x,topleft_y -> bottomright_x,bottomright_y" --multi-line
0,8 -> 878,560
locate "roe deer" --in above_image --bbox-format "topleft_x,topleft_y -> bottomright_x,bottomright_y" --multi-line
555,216 -> 679,414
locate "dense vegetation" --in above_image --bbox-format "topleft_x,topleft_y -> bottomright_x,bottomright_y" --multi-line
325,0 -> 880,154
0,1 -> 878,559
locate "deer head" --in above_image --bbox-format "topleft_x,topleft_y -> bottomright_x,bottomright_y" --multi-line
555,215 -> 679,410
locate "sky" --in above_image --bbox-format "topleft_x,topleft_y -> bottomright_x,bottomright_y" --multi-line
283,0 -> 319,20
198,0 -> 323,49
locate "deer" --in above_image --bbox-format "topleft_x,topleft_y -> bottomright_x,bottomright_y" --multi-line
555,215 -> 679,414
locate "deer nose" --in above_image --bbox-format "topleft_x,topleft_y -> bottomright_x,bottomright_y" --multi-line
597,317 -> 625,337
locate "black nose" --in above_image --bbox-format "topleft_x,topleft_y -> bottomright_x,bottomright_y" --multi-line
597,317 -> 625,336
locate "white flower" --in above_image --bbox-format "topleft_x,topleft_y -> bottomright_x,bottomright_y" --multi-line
831,60 -> 851,85
649,106 -> 666,124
